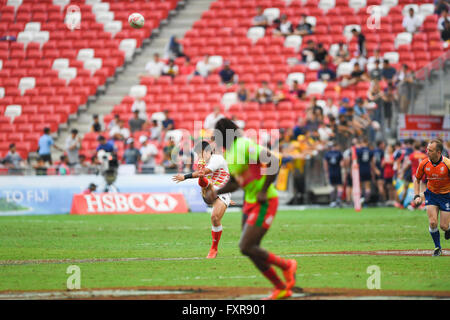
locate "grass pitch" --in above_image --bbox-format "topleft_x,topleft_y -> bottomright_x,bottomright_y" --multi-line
0,208 -> 449,292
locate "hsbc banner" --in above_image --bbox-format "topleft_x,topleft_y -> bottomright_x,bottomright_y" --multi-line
0,174 -> 206,216
398,114 -> 450,141
71,193 -> 189,215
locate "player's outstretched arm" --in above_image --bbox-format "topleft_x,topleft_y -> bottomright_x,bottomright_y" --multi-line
413,177 -> 422,207
172,169 -> 213,183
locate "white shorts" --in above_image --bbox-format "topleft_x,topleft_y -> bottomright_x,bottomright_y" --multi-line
217,192 -> 231,207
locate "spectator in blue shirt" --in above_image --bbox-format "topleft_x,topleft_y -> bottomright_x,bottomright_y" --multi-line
381,59 -> 397,81
96,135 -> 114,153
38,127 -> 62,164
317,61 -> 336,81
218,61 -> 236,85
162,109 -> 174,131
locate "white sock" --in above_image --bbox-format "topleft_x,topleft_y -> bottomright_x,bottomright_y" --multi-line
429,226 -> 438,233
212,225 -> 223,232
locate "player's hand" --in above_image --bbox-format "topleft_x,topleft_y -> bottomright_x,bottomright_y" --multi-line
257,191 -> 268,204
172,174 -> 185,183
413,196 -> 423,207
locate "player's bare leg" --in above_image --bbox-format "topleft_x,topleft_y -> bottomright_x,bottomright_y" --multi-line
207,196 -> 227,259
427,205 -> 442,256
239,223 -> 297,299
376,179 -> 386,203
439,210 -> 450,241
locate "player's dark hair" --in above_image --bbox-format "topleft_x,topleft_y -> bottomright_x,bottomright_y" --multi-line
376,140 -> 384,148
414,141 -> 421,150
430,139 -> 444,153
194,140 -> 212,154
214,118 -> 241,150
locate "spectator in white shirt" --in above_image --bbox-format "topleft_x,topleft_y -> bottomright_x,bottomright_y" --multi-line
144,53 -> 166,78
131,97 -> 147,121
109,120 -> 130,141
139,135 -> 159,173
438,10 -> 449,31
204,106 -> 224,130
402,8 -> 422,33
323,98 -> 339,119
195,54 -> 213,78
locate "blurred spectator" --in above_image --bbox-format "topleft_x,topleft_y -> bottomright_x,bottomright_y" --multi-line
323,98 -> 339,118
204,106 -> 224,130
350,51 -> 367,70
252,6 -> 268,27
38,127 -> 62,165
195,54 -> 213,78
58,155 -> 70,175
0,35 -> 16,41
343,63 -> 368,86
368,80 -> 384,106
131,97 -> 147,121
73,154 -> 90,174
294,14 -> 314,36
91,114 -> 102,133
34,157 -> 48,175
301,40 -> 317,63
333,42 -> 350,65
164,36 -> 185,60
108,114 -> 120,131
236,81 -> 250,102
162,110 -> 175,131
438,9 -> 449,31
382,82 -> 398,129
293,117 -> 307,139
162,59 -> 179,78
96,135 -> 114,153
3,143 -> 24,174
395,64 -> 415,114
367,48 -> 382,65
402,8 -> 422,34
83,183 -> 97,194
318,122 -> 334,142
139,135 -> 158,173
290,80 -> 306,100
314,43 -> 328,64
435,0 -> 449,15
353,98 -> 372,129
123,138 -> 141,167
254,81 -> 273,104
163,137 -> 177,170
144,53 -> 166,78
218,61 -> 236,85
273,81 -> 289,105
150,120 -> 162,142
129,110 -> 146,133
369,60 -> 382,80
351,28 -> 366,56
231,115 -> 245,129
109,119 -> 130,141
317,61 -> 336,81
273,14 -> 294,37
441,19 -> 450,41
65,128 -> 81,167
179,57 -> 195,75
381,59 -> 397,81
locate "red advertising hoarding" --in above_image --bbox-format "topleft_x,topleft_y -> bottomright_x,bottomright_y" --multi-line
70,193 -> 189,215
398,115 -> 450,141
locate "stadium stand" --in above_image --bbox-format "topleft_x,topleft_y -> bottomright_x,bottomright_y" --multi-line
0,0 -> 449,173
0,0 -> 179,161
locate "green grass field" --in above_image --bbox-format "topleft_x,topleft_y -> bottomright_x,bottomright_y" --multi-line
0,208 -> 449,293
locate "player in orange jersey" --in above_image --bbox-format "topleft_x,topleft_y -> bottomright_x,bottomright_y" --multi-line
414,139 -> 450,256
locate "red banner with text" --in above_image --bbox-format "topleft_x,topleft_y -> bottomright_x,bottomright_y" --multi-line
70,193 -> 189,215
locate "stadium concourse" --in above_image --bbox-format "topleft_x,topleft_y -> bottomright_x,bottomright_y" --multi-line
0,0 -> 449,186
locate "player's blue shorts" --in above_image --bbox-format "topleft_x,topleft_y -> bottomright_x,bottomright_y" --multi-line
359,169 -> 372,182
329,172 -> 342,185
424,189 -> 450,212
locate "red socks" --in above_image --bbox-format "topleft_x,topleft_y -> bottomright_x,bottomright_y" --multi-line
211,225 -> 222,249
262,267 -> 286,290
267,252 -> 290,271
